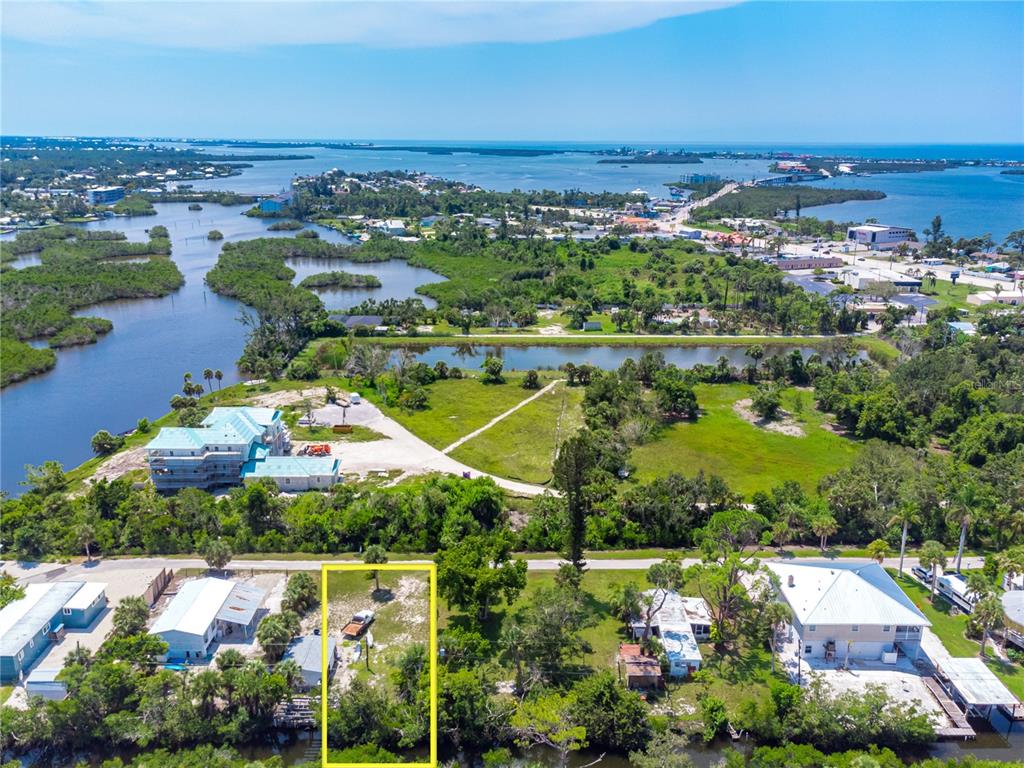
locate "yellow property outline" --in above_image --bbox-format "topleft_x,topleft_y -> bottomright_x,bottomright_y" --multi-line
321,562 -> 438,768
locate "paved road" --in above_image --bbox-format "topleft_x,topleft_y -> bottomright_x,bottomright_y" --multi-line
9,553 -> 987,582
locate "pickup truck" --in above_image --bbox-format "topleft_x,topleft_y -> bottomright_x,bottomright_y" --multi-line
341,609 -> 375,638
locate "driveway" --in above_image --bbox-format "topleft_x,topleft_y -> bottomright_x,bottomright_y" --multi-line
309,400 -> 551,497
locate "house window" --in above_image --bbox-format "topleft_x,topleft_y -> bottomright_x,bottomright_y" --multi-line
883,625 -> 891,632
804,645 -> 812,654
63,607 -> 72,615
43,622 -> 50,634
29,639 -> 34,649
17,651 -> 24,662
808,625 -> 816,632
852,625 -> 859,632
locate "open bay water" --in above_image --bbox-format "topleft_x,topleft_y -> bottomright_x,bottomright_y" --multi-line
0,204 -> 442,493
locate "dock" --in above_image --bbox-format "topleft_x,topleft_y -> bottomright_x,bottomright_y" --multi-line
273,696 -> 315,729
923,676 -> 976,740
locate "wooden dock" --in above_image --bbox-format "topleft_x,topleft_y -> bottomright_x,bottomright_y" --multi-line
273,696 -> 315,729
923,676 -> 976,740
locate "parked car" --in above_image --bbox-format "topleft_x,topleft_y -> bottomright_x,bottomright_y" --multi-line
912,565 -> 932,583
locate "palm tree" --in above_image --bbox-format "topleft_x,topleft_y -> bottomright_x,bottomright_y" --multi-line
362,544 -> 388,593
214,369 -> 224,390
811,514 -> 838,553
998,547 -> 1024,591
275,659 -> 302,689
973,595 -> 1005,657
866,538 -> 890,564
888,501 -> 921,577
966,572 -> 997,602
919,540 -> 947,603
191,669 -> 223,718
949,481 -> 981,573
203,368 -> 214,392
257,614 -> 292,662
75,520 -> 97,562
764,600 -> 792,674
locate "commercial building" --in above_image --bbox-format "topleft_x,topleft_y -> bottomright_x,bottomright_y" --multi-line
967,290 -> 1024,307
86,186 -> 126,205
146,406 -> 341,491
149,577 -> 266,662
0,581 -> 108,683
766,562 -> 930,664
774,255 -> 844,271
846,224 -> 915,250
282,635 -> 338,691
841,268 -> 922,293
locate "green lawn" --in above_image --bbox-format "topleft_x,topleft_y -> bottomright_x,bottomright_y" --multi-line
381,372 -> 560,450
891,571 -> 1024,699
632,384 -> 861,497
0,686 -> 12,705
448,382 -> 584,484
918,278 -> 980,312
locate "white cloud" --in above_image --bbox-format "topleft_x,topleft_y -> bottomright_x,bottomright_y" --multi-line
0,1 -> 738,50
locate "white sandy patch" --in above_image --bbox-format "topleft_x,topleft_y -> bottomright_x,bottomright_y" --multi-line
733,398 -> 805,437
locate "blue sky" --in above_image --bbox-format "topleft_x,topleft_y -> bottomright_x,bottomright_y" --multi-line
2,1 -> 1021,143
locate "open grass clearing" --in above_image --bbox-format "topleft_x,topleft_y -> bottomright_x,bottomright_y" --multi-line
632,384 -> 861,497
380,371 -> 561,450
448,381 -> 584,485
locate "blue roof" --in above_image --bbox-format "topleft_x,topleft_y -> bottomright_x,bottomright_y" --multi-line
26,668 -> 63,684
283,635 -> 336,673
147,407 -> 280,452
241,456 -> 339,479
0,582 -> 84,656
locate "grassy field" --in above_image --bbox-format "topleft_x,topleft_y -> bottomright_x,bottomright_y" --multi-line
918,278 -> 981,312
0,686 -> 11,705
380,371 -> 561,450
448,381 -> 584,485
632,384 -> 861,497
891,571 -> 1024,699
327,569 -> 430,688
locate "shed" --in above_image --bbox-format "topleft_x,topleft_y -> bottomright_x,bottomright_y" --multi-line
25,668 -> 67,701
618,644 -> 663,689
282,635 -> 338,691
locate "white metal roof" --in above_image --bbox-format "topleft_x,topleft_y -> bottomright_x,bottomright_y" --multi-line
149,578 -> 235,637
663,627 -> 702,664
1003,591 -> 1024,628
62,582 -> 106,611
215,582 -> 266,626
634,591 -> 711,630
942,657 -> 1019,706
0,582 -> 84,655
767,562 -> 929,628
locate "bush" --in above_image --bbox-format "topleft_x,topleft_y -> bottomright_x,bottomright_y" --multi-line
91,429 -> 125,456
523,370 -> 540,389
207,230 -> 224,240
751,383 -> 782,420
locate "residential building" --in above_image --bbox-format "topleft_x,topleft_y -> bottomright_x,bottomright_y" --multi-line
259,191 -> 294,214
675,226 -> 703,240
86,186 -> 125,205
846,224 -> 915,250
774,255 -> 844,271
146,406 -> 339,491
841,268 -> 922,293
766,561 -> 930,664
241,455 -> 341,492
149,577 -> 266,662
377,219 -> 406,236
282,635 -> 338,690
0,581 -> 107,683
630,591 -> 710,678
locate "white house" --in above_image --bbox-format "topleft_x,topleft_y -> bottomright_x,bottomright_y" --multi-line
149,578 -> 266,662
378,219 -> 406,236
630,591 -> 711,678
282,635 -> 338,691
766,561 -> 930,664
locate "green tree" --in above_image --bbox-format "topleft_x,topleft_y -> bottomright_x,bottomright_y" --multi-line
949,479 -> 982,573
437,533 -> 527,622
0,571 -> 26,609
202,538 -> 232,572
111,595 -> 150,637
751,383 -> 782,420
568,672 -> 651,752
973,594 -> 1004,657
629,731 -> 695,768
639,555 -> 686,641
74,518 -> 98,561
1004,228 -> 1024,257
282,571 -> 319,614
553,433 -> 597,572
257,613 -> 293,662
90,430 -> 124,456
481,355 -> 505,383
888,501 -> 921,577
866,538 -> 890,563
523,369 -> 540,390
919,540 -> 947,603
810,513 -> 838,553
203,368 -> 214,392
510,692 -> 587,768
362,544 -> 388,592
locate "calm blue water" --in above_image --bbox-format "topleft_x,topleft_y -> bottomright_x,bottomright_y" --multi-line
0,204 -> 442,493
181,141 -> 1023,239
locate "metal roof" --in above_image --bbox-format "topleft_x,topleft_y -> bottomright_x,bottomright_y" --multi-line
25,668 -> 63,684
633,591 -> 711,630
0,582 -> 84,655
663,627 -> 702,664
150,578 -> 235,637
62,582 -> 106,611
283,635 -> 336,674
942,657 -> 1018,706
241,456 -> 339,479
767,561 -> 930,628
216,582 -> 266,627
1003,591 -> 1024,629
147,407 -> 278,451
